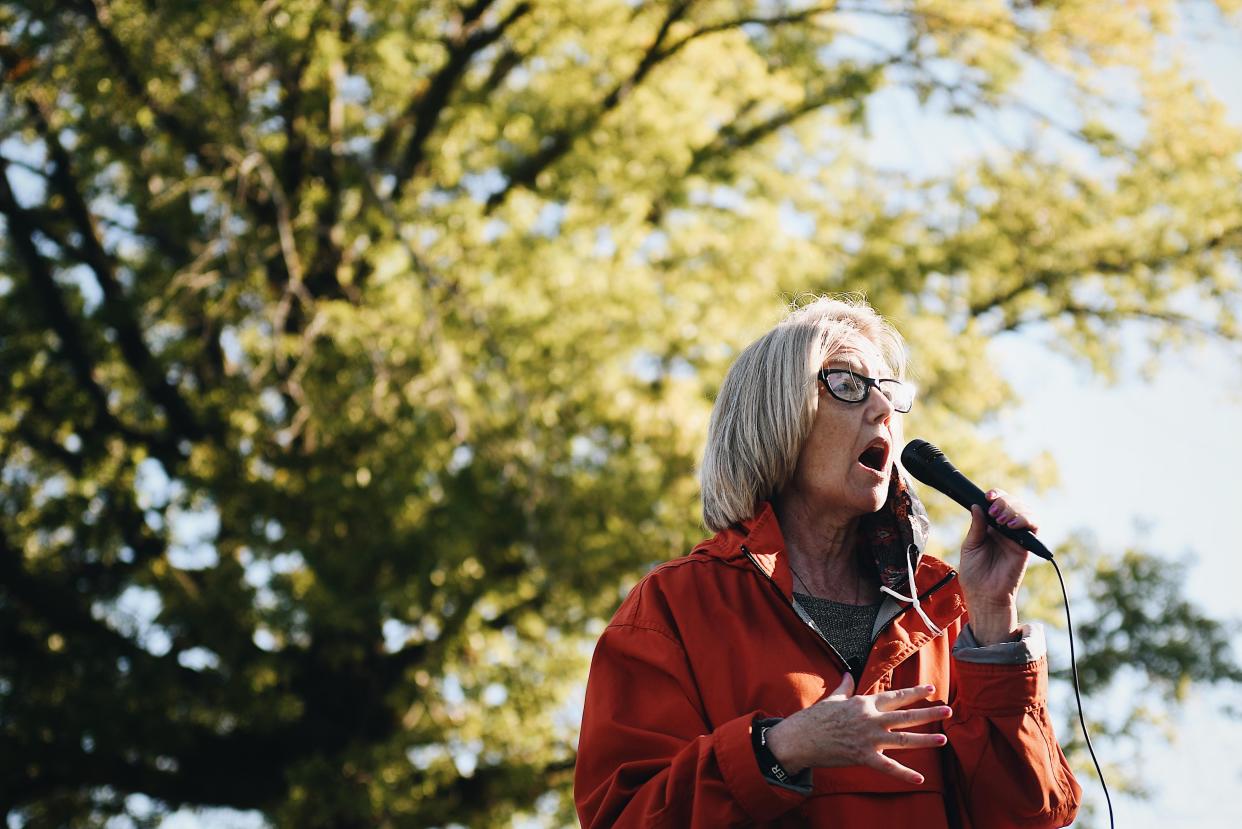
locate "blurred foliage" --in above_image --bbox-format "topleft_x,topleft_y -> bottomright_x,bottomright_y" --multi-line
1,0 -> 1240,826
1020,536 -> 1242,824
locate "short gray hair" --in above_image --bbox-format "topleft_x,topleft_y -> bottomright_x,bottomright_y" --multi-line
699,295 -> 909,532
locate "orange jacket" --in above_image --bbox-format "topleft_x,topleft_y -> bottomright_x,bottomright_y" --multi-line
574,502 -> 1081,828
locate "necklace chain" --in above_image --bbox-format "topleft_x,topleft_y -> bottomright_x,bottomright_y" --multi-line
785,553 -> 871,603
785,557 -> 814,596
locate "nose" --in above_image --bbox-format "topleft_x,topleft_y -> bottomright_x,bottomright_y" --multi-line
866,383 -> 895,423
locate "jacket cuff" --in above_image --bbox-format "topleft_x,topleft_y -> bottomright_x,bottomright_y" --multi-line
715,712 -> 808,820
953,652 -> 1049,716
954,622 -> 1046,665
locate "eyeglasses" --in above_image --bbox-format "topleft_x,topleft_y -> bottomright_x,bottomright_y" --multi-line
817,368 -> 915,413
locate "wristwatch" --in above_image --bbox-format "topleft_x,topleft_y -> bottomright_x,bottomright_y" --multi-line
751,716 -> 813,794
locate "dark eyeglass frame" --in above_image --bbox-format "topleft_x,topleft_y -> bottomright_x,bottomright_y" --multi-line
817,368 -> 915,413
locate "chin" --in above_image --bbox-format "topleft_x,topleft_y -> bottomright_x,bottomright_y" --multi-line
862,478 -> 890,514
839,488 -> 887,518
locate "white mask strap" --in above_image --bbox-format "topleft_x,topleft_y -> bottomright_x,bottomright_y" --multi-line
879,547 -> 942,637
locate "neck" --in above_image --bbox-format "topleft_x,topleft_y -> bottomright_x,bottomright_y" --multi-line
773,492 -> 877,604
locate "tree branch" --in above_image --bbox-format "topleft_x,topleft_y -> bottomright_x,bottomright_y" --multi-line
647,59 -> 894,223
657,2 -> 842,63
484,0 -> 695,211
303,30 -> 350,302
28,98 -> 211,444
9,400 -> 86,477
482,2 -> 857,211
968,225 -> 1242,322
0,525 -> 212,695
376,0 -> 500,163
996,301 -> 1237,341
74,0 -> 221,169
388,1 -> 532,199
0,158 -> 179,464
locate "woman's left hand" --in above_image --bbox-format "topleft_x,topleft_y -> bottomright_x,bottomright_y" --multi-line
957,489 -> 1037,646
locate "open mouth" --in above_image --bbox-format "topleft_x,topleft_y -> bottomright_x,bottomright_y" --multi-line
858,440 -> 889,472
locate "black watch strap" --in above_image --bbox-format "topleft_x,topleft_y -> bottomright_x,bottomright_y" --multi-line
751,716 -> 813,794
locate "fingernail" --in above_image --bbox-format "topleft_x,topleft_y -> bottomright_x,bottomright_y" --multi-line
1007,517 -> 1021,527
913,774 -> 925,784
923,684 -> 935,692
936,734 -> 948,745
988,503 -> 1001,517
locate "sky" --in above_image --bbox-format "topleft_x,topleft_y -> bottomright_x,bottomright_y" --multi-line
991,331 -> 1242,828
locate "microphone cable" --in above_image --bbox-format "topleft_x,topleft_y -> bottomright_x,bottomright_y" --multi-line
1051,555 -> 1114,829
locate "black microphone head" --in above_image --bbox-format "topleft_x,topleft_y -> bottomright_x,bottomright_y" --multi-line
901,438 -> 1055,560
900,439 -> 971,502
902,435 -> 984,509
901,439 -> 950,478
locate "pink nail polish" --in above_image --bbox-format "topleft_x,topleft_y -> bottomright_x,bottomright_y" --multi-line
988,503 -> 1000,517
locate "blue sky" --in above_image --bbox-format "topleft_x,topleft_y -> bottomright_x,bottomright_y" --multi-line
993,330 -> 1242,827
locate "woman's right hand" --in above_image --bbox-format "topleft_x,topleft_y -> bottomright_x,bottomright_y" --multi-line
763,674 -> 952,784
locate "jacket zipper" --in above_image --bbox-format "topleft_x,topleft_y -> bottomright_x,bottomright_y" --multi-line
742,545 -> 959,682
741,545 -> 854,675
854,568 -> 958,681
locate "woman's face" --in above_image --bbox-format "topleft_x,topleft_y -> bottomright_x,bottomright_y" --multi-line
784,337 -> 900,520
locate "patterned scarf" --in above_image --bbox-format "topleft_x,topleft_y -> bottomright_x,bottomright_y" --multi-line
857,468 -> 932,595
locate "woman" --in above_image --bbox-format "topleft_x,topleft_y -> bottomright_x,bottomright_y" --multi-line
574,297 -> 1081,828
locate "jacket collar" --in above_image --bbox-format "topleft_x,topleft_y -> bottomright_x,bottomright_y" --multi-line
693,467 -> 936,601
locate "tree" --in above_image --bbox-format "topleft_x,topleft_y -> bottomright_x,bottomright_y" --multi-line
1,1 -> 1239,826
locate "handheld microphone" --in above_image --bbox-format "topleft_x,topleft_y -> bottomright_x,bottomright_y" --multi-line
900,439 -> 1054,561
902,440 -> 1115,825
